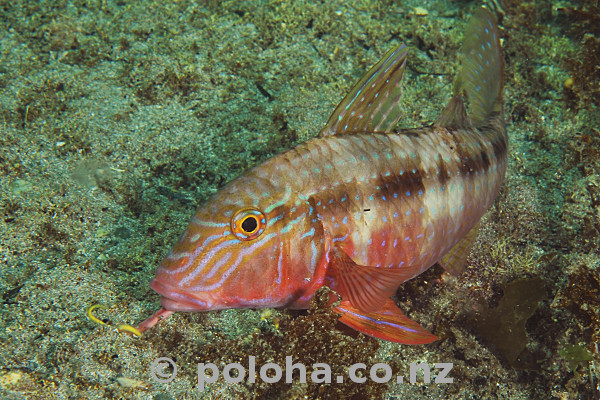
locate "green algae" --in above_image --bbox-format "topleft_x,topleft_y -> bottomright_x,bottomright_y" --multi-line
559,344 -> 593,370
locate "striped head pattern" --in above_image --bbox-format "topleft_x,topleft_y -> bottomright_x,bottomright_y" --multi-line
150,168 -> 328,312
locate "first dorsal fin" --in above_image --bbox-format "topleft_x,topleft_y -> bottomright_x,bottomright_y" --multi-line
320,44 -> 408,136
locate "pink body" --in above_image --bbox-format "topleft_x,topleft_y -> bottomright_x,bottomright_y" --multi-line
139,9 -> 506,344
152,124 -> 506,310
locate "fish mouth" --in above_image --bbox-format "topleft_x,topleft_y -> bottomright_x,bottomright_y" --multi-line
150,278 -> 216,312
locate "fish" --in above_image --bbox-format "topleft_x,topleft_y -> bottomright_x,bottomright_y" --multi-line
136,8 -> 506,345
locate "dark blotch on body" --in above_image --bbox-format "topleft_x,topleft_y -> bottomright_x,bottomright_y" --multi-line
376,165 -> 426,203
436,158 -> 451,186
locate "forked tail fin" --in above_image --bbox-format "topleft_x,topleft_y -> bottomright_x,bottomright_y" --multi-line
437,8 -> 503,128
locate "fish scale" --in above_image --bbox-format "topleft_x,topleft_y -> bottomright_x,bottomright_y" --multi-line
256,112 -> 506,280
136,9 -> 506,344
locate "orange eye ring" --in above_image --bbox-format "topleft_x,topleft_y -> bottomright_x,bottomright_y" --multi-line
231,208 -> 267,241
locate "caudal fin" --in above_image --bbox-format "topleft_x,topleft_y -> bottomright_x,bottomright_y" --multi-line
437,8 -> 503,128
455,8 -> 503,125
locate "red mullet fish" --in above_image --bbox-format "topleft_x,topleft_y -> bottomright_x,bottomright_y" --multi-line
137,8 -> 506,344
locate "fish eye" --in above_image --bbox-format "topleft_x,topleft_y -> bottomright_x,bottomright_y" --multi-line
241,216 -> 258,233
231,208 -> 266,240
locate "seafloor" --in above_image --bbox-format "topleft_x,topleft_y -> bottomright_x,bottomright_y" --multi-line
1,0 -> 599,399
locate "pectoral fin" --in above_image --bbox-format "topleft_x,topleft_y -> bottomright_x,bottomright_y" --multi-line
334,299 -> 438,344
329,246 -> 403,312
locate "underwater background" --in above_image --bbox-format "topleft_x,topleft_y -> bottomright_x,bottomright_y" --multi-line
1,0 -> 599,399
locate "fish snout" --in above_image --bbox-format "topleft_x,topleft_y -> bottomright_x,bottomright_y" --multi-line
150,278 -> 218,312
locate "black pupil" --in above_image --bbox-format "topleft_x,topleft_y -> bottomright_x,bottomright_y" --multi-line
241,216 -> 258,233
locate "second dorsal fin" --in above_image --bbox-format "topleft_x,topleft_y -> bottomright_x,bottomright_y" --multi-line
320,44 -> 408,136
434,93 -> 472,130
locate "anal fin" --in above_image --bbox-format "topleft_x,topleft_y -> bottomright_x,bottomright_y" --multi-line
439,223 -> 479,276
334,299 -> 438,344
